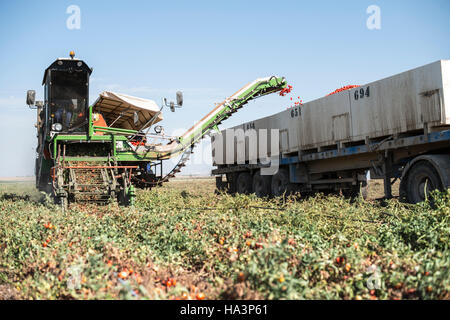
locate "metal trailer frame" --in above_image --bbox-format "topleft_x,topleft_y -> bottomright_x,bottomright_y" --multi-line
212,129 -> 450,200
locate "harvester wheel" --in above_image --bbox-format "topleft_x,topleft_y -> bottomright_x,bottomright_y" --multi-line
54,194 -> 68,211
118,186 -> 136,206
236,172 -> 253,194
118,189 -> 128,206
42,181 -> 52,194
253,171 -> 272,198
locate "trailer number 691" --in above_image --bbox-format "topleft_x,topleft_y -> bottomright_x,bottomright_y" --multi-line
290,107 -> 301,118
354,86 -> 370,101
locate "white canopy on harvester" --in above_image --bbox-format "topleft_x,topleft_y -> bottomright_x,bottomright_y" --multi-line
92,91 -> 163,130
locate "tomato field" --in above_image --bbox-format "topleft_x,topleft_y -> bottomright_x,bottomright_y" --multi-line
0,178 -> 449,300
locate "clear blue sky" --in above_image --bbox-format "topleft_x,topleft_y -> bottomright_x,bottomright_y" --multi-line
0,0 -> 449,176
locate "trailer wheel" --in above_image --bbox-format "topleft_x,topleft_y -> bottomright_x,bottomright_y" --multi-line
271,168 -> 292,197
342,183 -> 368,200
215,176 -> 227,193
405,161 -> 443,204
236,172 -> 253,194
226,173 -> 237,194
253,171 -> 272,198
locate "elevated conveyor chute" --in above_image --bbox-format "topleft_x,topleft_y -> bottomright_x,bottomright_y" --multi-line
152,76 -> 287,159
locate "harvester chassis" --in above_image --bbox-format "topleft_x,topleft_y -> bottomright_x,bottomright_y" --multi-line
29,55 -> 287,208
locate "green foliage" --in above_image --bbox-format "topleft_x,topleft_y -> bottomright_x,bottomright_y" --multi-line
378,191 -> 450,251
0,182 -> 448,300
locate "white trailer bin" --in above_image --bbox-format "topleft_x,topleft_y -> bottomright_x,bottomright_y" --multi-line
212,61 -> 450,204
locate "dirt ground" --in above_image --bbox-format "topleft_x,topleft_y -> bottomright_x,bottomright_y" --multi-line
367,179 -> 400,199
0,285 -> 20,300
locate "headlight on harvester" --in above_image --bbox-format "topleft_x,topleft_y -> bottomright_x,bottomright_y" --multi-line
52,123 -> 63,131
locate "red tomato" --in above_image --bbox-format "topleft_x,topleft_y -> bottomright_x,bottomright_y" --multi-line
196,293 -> 205,300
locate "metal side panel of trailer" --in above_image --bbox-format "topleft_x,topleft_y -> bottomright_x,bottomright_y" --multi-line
349,60 -> 450,142
211,108 -> 301,165
212,129 -> 450,177
211,60 -> 450,166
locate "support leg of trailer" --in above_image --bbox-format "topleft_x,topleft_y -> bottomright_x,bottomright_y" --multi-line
383,151 -> 393,199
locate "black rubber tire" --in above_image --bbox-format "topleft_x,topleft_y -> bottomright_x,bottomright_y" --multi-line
118,189 -> 129,206
236,172 -> 253,194
342,182 -> 368,200
226,173 -> 238,194
41,180 -> 52,194
54,195 -> 68,210
406,161 -> 443,204
271,168 -> 291,197
252,171 -> 272,198
215,176 -> 227,192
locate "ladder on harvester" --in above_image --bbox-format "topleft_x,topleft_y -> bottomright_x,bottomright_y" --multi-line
161,145 -> 195,183
67,161 -> 115,203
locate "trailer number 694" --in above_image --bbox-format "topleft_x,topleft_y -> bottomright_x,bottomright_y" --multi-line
354,86 -> 370,101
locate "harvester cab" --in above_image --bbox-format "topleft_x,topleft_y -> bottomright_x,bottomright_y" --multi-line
28,52 -> 287,208
29,51 -> 91,134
